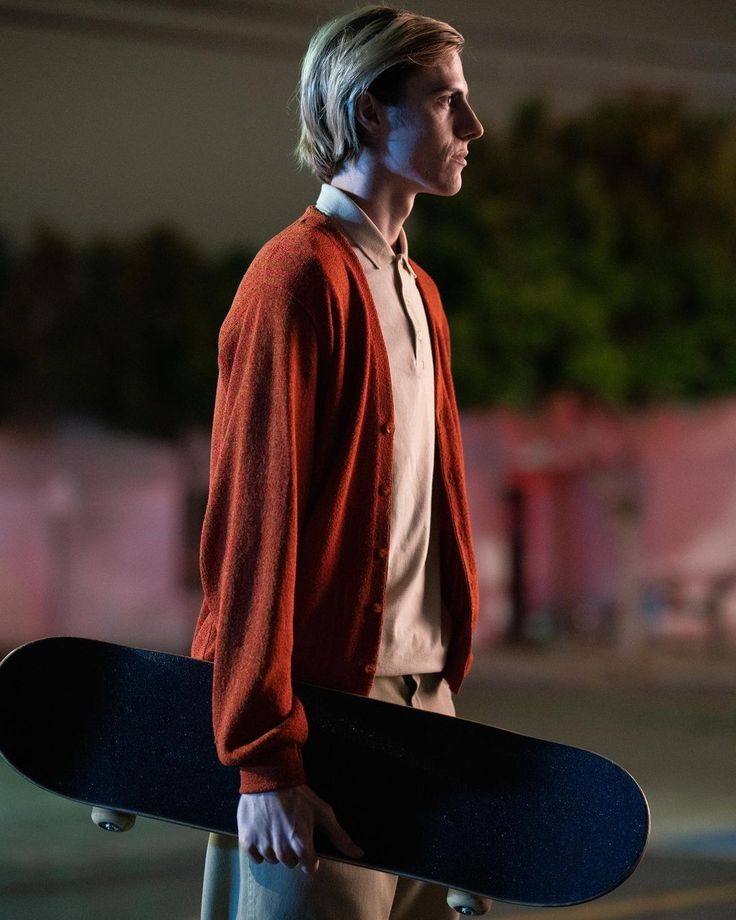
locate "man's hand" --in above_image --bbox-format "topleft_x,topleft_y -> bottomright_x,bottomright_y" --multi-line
237,784 -> 363,874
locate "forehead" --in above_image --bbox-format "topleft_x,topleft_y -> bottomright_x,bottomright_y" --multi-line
403,51 -> 468,97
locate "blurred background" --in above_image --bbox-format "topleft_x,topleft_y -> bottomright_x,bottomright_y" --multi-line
1,1 -> 735,918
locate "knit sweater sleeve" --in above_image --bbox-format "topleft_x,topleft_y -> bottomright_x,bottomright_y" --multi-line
196,273 -> 320,794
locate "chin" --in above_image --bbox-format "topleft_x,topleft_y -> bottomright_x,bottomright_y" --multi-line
435,178 -> 463,197
418,175 -> 463,197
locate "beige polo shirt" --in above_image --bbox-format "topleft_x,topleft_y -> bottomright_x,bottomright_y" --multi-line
315,184 -> 448,676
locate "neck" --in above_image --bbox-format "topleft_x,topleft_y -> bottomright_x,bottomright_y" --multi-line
330,161 -> 415,250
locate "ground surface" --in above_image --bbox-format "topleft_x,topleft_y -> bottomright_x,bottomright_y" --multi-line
1,641 -> 734,919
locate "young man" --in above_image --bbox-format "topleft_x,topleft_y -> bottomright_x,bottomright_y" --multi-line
192,6 -> 485,918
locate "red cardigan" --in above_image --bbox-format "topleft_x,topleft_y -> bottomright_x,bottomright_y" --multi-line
191,207 -> 479,793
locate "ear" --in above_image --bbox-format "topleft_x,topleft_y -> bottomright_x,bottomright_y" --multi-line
355,90 -> 386,143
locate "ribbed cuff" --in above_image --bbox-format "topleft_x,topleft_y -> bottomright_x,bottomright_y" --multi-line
238,744 -> 306,793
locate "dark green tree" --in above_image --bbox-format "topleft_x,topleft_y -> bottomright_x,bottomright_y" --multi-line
1,227 -> 82,421
2,92 -> 734,435
0,225 -> 251,437
411,93 -> 736,410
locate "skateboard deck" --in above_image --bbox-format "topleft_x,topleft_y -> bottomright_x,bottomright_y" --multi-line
0,637 -> 649,910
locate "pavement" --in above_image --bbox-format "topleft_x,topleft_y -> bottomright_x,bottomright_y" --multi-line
1,639 -> 734,919
467,637 -> 736,693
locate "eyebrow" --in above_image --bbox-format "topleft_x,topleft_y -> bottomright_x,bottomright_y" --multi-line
428,82 -> 470,98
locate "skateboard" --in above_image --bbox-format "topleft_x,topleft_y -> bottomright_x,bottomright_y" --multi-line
0,637 -> 649,914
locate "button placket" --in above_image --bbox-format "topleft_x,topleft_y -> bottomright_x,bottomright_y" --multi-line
394,256 -> 422,360
401,260 -> 429,373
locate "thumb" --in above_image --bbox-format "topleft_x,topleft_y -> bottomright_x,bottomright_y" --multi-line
317,805 -> 364,859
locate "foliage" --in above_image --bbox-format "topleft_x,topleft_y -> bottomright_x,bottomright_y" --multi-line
0,225 -> 251,437
411,93 -> 736,409
1,92 -> 735,435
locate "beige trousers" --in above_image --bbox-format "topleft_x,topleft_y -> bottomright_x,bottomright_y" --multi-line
199,674 -> 456,920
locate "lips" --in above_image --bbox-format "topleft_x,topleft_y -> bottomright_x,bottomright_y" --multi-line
451,151 -> 468,165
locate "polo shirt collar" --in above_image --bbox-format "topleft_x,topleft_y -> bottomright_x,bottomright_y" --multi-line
316,183 -> 412,272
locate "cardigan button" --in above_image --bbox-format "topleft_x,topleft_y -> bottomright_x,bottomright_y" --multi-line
381,422 -> 394,435
364,663 -> 376,675
378,483 -> 391,496
370,602 -> 383,614
375,546 -> 388,559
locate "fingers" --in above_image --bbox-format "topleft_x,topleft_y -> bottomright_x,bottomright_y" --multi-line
243,841 -> 294,867
244,842 -> 314,872
301,857 -> 320,875
236,787 -> 361,874
245,842 -> 267,864
293,839 -> 319,875
238,812 -> 316,872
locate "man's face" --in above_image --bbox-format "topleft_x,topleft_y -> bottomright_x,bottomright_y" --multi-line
378,51 -> 484,198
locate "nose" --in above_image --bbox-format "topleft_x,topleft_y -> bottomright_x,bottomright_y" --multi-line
458,100 -> 484,141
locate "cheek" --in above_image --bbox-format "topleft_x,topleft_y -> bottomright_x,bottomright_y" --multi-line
387,131 -> 426,174
406,129 -> 440,168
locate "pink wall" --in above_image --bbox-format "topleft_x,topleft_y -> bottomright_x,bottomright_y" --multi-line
3,397 -> 736,651
462,396 -> 736,644
0,425 -> 200,651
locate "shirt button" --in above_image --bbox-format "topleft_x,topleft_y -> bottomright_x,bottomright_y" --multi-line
370,602 -> 383,614
378,483 -> 391,496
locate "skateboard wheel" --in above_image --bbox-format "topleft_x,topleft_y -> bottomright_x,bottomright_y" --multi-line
91,807 -> 136,832
446,889 -> 492,916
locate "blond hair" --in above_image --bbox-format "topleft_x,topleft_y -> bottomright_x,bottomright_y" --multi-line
296,5 -> 464,182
